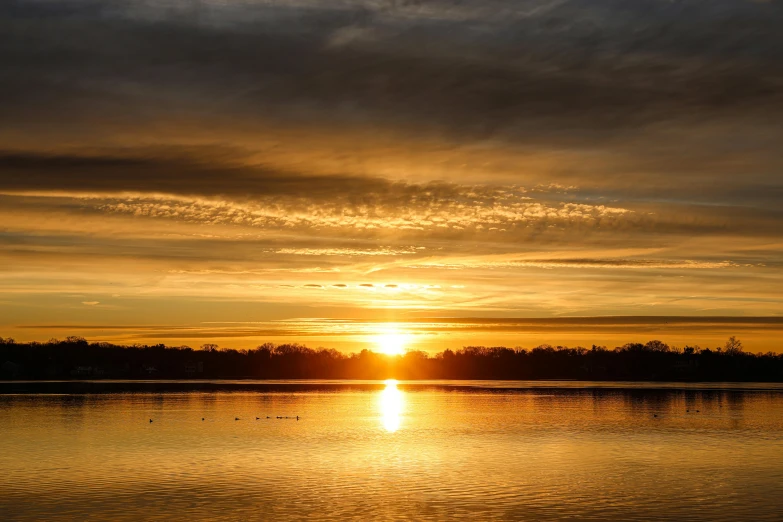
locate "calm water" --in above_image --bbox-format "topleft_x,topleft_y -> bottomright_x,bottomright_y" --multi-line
2,380 -> 783,521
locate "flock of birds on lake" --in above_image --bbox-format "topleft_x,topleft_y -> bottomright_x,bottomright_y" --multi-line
653,409 -> 700,418
149,415 -> 299,423
148,410 -> 708,422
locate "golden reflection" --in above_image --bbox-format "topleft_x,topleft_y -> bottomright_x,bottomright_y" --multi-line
379,379 -> 404,432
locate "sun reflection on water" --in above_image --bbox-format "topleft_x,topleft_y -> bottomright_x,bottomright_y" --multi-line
379,379 -> 404,432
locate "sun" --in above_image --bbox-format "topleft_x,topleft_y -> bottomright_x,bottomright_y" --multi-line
376,331 -> 408,356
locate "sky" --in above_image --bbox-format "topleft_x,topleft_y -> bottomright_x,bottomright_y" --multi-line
1,0 -> 782,352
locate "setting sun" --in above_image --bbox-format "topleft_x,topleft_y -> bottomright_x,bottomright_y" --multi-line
376,331 -> 408,356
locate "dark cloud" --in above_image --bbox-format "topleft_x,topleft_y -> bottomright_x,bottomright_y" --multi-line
1,0 -> 782,215
2,0 -> 783,142
0,0 -> 780,226
0,148 -> 397,198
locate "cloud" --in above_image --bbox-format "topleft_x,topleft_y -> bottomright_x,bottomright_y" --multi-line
405,258 -> 742,270
3,0 -> 783,210
275,247 -> 419,256
1,145 -> 781,243
0,149 -> 393,199
0,151 -> 654,240
3,0 -> 783,140
16,316 -> 783,350
1,0 -> 783,348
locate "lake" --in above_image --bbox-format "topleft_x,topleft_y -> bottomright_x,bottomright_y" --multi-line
2,380 -> 783,521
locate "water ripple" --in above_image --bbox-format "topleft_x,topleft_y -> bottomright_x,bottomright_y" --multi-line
1,383 -> 783,521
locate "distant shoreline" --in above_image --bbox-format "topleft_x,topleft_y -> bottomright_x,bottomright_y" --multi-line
3,379 -> 783,395
3,337 -> 782,383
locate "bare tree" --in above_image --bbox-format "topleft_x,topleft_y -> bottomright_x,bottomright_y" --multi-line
645,340 -> 670,352
724,336 -> 744,356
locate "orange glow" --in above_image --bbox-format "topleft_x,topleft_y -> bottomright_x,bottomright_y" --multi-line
379,379 -> 404,432
375,330 -> 409,356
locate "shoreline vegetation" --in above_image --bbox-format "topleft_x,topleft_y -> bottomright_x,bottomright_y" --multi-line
2,336 -> 782,382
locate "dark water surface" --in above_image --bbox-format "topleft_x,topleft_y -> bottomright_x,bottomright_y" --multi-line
2,380 -> 783,521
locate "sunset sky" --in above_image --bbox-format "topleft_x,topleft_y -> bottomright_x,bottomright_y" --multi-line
1,0 -> 782,352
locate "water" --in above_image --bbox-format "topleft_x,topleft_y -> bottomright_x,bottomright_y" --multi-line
2,380 -> 783,521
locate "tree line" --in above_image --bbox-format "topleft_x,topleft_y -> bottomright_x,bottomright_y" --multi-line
1,336 -> 781,382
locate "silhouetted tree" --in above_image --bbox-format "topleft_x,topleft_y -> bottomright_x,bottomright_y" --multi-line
724,336 -> 744,356
645,340 -> 670,353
